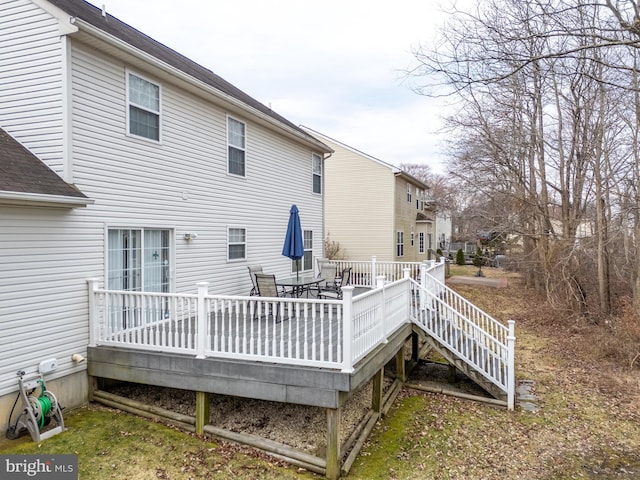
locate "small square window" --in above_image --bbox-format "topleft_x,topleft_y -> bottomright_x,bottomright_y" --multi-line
228,227 -> 246,260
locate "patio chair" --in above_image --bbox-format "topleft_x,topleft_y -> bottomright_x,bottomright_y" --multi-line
317,267 -> 352,300
247,265 -> 263,295
309,261 -> 338,296
254,273 -> 286,321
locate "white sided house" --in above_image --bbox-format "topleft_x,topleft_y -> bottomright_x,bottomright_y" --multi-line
0,0 -> 331,431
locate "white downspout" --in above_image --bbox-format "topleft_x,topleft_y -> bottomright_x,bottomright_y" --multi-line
61,34 -> 73,183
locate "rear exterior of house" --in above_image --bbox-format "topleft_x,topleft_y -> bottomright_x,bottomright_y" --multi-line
302,126 -> 434,262
0,0 -> 330,432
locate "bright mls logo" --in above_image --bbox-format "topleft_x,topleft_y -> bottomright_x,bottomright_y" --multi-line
1,455 -> 77,479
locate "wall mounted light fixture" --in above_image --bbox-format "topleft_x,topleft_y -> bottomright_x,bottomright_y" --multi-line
184,232 -> 198,241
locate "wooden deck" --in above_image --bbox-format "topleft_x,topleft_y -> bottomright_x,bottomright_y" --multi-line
87,320 -> 415,409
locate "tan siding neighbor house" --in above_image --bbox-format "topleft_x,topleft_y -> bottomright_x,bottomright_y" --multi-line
303,127 -> 435,262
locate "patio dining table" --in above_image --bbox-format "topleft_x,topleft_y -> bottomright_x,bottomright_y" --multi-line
276,274 -> 322,298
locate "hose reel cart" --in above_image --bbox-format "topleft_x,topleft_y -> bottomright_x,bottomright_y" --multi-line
5,370 -> 65,442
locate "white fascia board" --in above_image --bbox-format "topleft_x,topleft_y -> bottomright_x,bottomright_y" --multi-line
0,191 -> 94,208
30,0 -> 79,35
68,18 -> 330,153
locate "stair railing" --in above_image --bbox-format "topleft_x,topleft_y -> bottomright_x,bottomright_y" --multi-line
412,269 -> 515,409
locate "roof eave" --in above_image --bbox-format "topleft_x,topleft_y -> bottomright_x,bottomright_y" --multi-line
0,191 -> 94,208
69,18 -> 332,154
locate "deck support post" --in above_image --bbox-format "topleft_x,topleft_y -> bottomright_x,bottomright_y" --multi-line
195,391 -> 210,435
326,407 -> 341,480
372,368 -> 384,413
448,364 -> 457,383
395,348 -> 406,382
411,332 -> 419,362
87,375 -> 97,402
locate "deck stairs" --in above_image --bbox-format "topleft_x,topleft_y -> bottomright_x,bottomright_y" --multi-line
409,274 -> 515,407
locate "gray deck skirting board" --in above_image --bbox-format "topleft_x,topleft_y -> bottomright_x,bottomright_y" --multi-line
87,323 -> 414,409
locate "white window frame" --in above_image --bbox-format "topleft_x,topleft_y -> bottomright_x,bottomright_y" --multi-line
293,230 -> 314,272
396,231 -> 404,257
407,183 -> 412,203
227,226 -> 247,261
312,153 -> 322,194
411,227 -> 414,246
227,116 -> 246,177
419,232 -> 425,254
106,227 -> 173,293
126,71 -> 161,142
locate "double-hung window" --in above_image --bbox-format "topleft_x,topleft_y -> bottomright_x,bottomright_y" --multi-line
228,117 -> 246,176
407,183 -> 412,203
396,231 -> 404,257
291,230 -> 314,272
312,153 -> 322,194
127,72 -> 160,141
228,227 -> 246,261
419,232 -> 425,254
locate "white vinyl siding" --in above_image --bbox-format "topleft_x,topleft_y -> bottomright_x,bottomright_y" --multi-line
0,0 -> 66,175
0,17 -> 325,402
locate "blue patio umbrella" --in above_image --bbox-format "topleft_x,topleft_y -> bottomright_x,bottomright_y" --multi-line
282,204 -> 305,279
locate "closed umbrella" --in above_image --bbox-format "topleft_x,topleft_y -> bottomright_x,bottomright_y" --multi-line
282,204 -> 304,279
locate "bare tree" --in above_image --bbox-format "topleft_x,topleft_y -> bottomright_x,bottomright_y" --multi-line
408,0 -> 640,316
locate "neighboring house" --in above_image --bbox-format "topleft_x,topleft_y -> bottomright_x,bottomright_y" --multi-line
301,127 -> 436,262
0,0 -> 331,429
435,208 -> 453,253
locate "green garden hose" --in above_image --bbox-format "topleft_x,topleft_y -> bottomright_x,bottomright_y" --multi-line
35,379 -> 52,428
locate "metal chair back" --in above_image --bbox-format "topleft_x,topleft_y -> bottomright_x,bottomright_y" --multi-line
254,273 -> 282,297
247,265 -> 263,295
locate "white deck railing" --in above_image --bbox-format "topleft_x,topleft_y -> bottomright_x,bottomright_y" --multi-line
87,258 -> 515,409
328,256 -> 426,288
412,267 -> 515,409
88,273 -> 414,373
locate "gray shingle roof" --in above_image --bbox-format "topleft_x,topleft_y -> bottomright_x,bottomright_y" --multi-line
0,128 -> 87,199
48,0 -> 321,143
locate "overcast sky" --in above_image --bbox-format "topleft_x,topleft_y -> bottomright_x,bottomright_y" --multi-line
91,0 -> 452,172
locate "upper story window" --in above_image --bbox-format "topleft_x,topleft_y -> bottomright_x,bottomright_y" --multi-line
407,183 -> 412,203
228,227 -> 246,261
227,117 -> 246,176
396,231 -> 404,257
127,72 -> 160,141
312,153 -> 322,194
